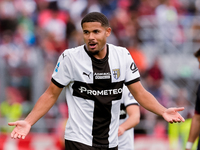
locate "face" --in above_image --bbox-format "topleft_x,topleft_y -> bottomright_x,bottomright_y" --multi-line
82,22 -> 111,57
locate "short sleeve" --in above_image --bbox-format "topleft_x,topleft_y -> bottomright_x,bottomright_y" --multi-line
52,51 -> 73,87
124,48 -> 140,85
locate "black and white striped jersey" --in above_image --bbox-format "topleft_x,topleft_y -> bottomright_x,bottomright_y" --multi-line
118,86 -> 139,150
51,43 -> 140,148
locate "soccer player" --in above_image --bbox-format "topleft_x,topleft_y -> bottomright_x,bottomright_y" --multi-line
185,49 -> 200,150
8,12 -> 185,150
118,85 -> 140,150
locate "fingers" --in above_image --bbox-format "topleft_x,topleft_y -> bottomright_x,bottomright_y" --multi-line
10,130 -> 15,138
174,107 -> 185,112
14,132 -> 19,139
8,122 -> 17,126
10,129 -> 26,140
169,117 -> 184,124
169,118 -> 177,124
178,115 -> 185,122
11,131 -> 25,139
177,118 -> 182,123
174,108 -> 185,122
11,131 -> 20,139
11,131 -> 19,139
172,118 -> 180,123
118,131 -> 122,137
17,135 -> 22,139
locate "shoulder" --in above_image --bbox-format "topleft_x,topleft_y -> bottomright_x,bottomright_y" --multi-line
108,43 -> 127,51
60,45 -> 85,60
56,45 -> 85,65
108,43 -> 129,56
63,45 -> 84,55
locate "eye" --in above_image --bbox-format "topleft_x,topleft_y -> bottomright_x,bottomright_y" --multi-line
93,30 -> 99,34
83,30 -> 89,34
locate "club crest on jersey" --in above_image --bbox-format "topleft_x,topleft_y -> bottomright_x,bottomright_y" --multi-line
112,69 -> 120,80
55,62 -> 60,72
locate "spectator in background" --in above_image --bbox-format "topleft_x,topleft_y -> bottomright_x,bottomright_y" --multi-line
37,1 -> 68,56
0,30 -> 34,101
145,57 -> 164,103
14,0 -> 37,46
118,86 -> 140,150
99,0 -> 117,19
0,87 -> 23,133
66,16 -> 84,48
155,0 -> 184,52
81,0 -> 101,17
142,57 -> 165,135
185,48 -> 200,150
0,0 -> 18,33
110,0 -> 138,47
168,88 -> 194,150
137,0 -> 159,16
0,31 -> 24,68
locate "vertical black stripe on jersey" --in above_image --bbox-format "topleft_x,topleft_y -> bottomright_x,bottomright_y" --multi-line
119,103 -> 126,119
90,46 -> 119,148
91,55 -> 112,147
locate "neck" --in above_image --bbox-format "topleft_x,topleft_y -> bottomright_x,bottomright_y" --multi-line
86,44 -> 107,60
95,45 -> 107,59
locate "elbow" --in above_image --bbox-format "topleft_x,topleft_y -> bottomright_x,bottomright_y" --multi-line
136,119 -> 140,126
135,116 -> 140,125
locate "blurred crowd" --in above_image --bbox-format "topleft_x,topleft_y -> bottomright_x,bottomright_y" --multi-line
0,0 -> 200,148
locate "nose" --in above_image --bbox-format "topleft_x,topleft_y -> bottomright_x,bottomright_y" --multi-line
88,33 -> 94,40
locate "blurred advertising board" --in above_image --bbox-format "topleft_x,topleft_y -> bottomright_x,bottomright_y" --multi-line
0,133 -> 63,150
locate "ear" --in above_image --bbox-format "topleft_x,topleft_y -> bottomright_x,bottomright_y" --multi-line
106,27 -> 112,37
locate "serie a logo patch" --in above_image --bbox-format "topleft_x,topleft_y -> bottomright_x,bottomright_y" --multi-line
55,62 -> 60,72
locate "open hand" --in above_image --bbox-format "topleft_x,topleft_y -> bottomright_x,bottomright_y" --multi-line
162,107 -> 185,123
8,120 -> 31,139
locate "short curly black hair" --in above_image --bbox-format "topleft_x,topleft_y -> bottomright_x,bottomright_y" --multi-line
194,48 -> 200,58
81,12 -> 110,28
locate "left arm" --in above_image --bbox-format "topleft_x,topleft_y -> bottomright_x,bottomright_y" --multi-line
127,81 -> 185,123
118,104 -> 140,136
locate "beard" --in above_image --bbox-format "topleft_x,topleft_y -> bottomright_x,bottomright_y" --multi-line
88,49 -> 100,55
85,44 -> 105,56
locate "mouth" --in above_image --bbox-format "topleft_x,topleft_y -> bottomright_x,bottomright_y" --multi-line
88,43 -> 97,49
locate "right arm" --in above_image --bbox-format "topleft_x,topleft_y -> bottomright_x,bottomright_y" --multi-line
8,82 -> 63,139
25,82 -> 63,125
